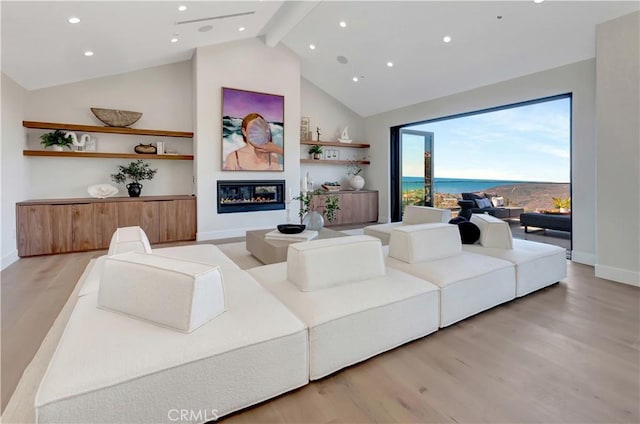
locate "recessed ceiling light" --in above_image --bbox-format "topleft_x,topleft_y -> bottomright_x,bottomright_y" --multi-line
443,35 -> 452,43
68,16 -> 80,24
238,26 -> 245,32
533,0 -> 544,3
387,61 -> 394,67
339,21 -> 347,28
309,44 -> 316,50
178,5 -> 187,11
84,51 -> 94,57
171,37 -> 179,43
352,76 -> 359,82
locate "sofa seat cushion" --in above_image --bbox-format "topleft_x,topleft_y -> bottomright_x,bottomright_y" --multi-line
249,263 -> 440,380
99,252 -> 226,333
79,244 -> 240,297
463,239 -> 566,297
36,269 -> 308,423
385,252 -> 515,327
363,222 -> 404,245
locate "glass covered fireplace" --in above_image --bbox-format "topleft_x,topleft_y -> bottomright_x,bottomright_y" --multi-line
217,180 -> 286,214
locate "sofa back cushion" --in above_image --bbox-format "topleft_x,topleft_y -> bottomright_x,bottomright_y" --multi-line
470,213 -> 513,249
107,226 -> 152,255
389,223 -> 462,263
99,252 -> 225,333
402,205 -> 452,225
287,235 -> 385,291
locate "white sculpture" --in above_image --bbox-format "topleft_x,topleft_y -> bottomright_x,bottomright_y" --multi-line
87,184 -> 118,199
338,126 -> 352,143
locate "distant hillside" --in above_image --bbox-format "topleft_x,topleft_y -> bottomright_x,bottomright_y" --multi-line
485,183 -> 570,211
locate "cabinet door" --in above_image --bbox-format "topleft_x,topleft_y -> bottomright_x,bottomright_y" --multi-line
92,203 -> 119,249
71,203 -> 96,251
158,199 -> 196,242
17,204 -> 72,256
117,201 -> 160,244
363,191 -> 379,223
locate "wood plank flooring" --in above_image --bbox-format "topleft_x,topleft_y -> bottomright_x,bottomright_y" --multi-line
2,244 -> 639,422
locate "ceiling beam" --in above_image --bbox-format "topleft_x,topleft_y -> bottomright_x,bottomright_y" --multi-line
262,0 -> 322,47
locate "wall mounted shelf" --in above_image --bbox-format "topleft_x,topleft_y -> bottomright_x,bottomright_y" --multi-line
300,159 -> 370,165
300,140 -> 370,148
23,150 -> 194,160
23,121 -> 193,138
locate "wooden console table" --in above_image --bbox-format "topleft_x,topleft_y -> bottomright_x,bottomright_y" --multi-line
16,195 -> 196,257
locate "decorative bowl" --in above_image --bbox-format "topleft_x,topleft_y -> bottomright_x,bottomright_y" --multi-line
277,224 -> 306,234
91,108 -> 143,127
322,184 -> 342,192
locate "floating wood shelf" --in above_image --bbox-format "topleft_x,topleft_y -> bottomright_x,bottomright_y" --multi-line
300,140 -> 370,148
23,150 -> 194,160
300,159 -> 370,165
23,121 -> 193,138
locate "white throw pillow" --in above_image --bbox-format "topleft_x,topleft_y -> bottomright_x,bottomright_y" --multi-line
491,196 -> 505,207
476,198 -> 492,208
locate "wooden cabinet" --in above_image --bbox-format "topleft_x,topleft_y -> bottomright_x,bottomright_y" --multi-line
308,190 -> 378,226
16,195 -> 196,257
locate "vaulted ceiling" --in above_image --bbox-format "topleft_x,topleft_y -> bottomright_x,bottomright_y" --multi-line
2,1 -> 638,117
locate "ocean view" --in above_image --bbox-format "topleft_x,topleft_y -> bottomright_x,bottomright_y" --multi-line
403,177 -> 535,194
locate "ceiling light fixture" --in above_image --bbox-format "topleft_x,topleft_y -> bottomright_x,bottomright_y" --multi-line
84,51 -> 94,57
533,0 -> 544,3
339,21 -> 347,28
309,44 -> 316,50
68,16 -> 80,24
171,37 -> 179,43
443,35 -> 452,43
387,62 -> 394,67
352,76 -> 359,82
178,5 -> 187,11
238,26 -> 245,32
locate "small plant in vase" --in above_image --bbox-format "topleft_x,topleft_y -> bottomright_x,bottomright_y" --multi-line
308,144 -> 323,160
347,160 -> 365,191
40,130 -> 74,151
551,196 -> 571,213
111,159 -> 158,197
294,190 -> 340,230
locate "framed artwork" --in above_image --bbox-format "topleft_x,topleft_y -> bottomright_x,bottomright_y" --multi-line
222,87 -> 285,171
300,116 -> 310,141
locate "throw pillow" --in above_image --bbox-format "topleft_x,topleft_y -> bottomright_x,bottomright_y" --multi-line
476,198 -> 492,208
491,196 -> 505,207
458,221 -> 481,244
448,216 -> 468,225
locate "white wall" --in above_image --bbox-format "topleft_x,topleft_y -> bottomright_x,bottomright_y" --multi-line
300,78 -> 367,189
364,59 -> 597,265
1,73 -> 29,269
24,61 -> 194,198
595,12 -> 640,286
193,38 -> 301,239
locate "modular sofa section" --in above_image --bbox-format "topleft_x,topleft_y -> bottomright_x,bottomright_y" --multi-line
36,269 -> 308,423
364,206 -> 452,245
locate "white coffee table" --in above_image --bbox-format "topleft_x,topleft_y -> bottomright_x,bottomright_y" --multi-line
246,228 -> 347,265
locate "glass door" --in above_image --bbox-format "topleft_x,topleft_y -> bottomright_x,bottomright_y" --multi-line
399,129 -> 434,213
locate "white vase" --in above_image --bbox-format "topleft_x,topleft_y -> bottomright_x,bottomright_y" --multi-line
302,211 -> 324,231
51,145 -> 64,152
349,175 -> 365,191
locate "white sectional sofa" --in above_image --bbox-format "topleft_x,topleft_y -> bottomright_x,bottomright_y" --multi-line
364,205 -> 452,244
384,223 -> 517,327
247,235 -> 440,380
463,214 -> 567,296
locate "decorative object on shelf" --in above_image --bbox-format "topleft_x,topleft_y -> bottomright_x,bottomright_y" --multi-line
73,133 -> 89,151
322,182 -> 341,191
40,129 -> 74,151
87,183 -> 118,199
111,159 -> 158,197
300,117 -> 310,142
83,135 -> 96,151
134,143 -> 157,154
323,149 -> 339,160
156,141 -> 165,155
222,87 -> 284,172
349,175 -> 365,191
308,144 -> 323,160
338,126 -> 352,143
316,127 -> 321,142
347,159 -> 365,190
91,107 -> 143,127
277,224 -> 306,234
294,189 -> 340,230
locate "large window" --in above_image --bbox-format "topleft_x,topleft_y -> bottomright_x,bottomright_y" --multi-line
391,95 -> 571,221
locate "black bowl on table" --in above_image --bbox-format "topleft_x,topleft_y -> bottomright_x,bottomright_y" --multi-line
277,224 -> 306,234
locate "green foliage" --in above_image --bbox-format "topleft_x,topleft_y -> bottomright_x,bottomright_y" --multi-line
294,190 -> 340,223
308,145 -> 323,154
347,160 -> 362,176
111,160 -> 158,184
552,196 -> 571,209
40,130 -> 73,148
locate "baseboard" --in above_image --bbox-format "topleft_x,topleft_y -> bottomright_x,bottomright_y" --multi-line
595,264 -> 640,287
571,250 -> 596,266
1,250 -> 19,271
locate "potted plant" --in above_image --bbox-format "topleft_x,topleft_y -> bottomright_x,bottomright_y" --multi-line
551,196 -> 571,213
40,129 -> 73,151
294,190 -> 340,230
347,160 -> 365,191
111,159 -> 158,197
308,144 -> 323,160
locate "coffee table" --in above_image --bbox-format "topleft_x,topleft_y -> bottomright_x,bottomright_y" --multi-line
246,228 -> 347,265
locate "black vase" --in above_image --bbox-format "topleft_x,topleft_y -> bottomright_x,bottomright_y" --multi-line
126,182 -> 143,197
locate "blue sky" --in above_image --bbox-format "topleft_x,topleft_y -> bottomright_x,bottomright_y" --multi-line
404,97 -> 571,182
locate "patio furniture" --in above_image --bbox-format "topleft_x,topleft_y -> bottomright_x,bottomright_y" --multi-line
520,212 -> 571,233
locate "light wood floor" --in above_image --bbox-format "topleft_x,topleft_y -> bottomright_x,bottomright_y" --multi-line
2,245 -> 639,422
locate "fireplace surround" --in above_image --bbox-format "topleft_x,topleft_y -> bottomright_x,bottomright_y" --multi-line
217,180 -> 286,214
